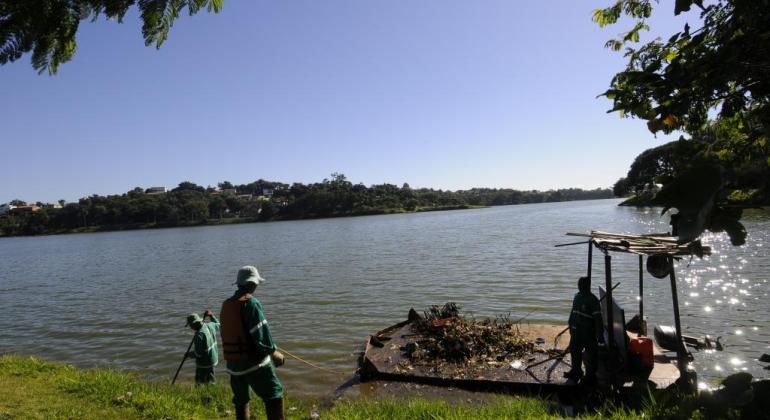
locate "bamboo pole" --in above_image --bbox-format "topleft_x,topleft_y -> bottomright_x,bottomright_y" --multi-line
639,254 -> 645,337
668,259 -> 685,357
587,241 -> 593,279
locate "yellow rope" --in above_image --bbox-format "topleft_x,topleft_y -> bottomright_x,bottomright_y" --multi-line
277,347 -> 348,375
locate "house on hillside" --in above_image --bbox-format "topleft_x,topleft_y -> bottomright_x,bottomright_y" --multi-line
261,188 -> 274,197
0,204 -> 15,216
11,205 -> 41,213
146,187 -> 167,195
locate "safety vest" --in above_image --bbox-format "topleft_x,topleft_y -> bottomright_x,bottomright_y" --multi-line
220,294 -> 259,361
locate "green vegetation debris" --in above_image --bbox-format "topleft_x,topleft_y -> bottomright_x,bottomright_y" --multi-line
409,303 -> 535,364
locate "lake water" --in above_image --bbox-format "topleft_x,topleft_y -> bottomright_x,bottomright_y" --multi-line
0,199 -> 768,396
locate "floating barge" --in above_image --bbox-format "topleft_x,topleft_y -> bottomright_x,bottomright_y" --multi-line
360,231 -> 710,394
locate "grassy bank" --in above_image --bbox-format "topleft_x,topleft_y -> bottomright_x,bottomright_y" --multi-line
0,355 -> 720,419
0,355 -> 311,419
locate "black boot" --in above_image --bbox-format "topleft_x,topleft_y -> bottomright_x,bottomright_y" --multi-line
235,404 -> 249,420
564,370 -> 583,381
581,373 -> 597,386
265,398 -> 285,420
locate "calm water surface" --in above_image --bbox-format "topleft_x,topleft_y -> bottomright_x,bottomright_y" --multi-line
1,199 -> 768,396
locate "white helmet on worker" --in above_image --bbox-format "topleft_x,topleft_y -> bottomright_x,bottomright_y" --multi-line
235,265 -> 265,287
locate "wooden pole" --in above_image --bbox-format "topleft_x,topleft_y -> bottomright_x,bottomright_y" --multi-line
604,254 -> 613,350
604,253 -> 615,385
668,259 -> 685,356
172,335 -> 195,385
639,254 -> 645,336
587,241 -> 593,279
172,314 -> 208,385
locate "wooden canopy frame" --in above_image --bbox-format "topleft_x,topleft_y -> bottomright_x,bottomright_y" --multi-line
558,231 -> 711,377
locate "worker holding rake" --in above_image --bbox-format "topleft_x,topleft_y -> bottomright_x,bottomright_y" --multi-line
185,310 -> 220,384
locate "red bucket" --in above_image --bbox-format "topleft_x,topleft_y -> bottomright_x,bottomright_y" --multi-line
630,337 -> 654,369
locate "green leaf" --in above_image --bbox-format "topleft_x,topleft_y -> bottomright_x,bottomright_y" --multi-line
687,240 -> 705,258
652,162 -> 724,243
674,0 -> 695,15
706,208 -> 747,246
664,49 -> 679,62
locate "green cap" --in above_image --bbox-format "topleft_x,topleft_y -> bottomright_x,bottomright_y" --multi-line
185,313 -> 203,327
236,265 -> 265,287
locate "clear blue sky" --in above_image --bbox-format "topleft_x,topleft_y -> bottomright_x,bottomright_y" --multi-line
0,1 -> 697,204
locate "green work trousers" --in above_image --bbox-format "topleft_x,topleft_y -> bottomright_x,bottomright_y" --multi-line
568,326 -> 598,378
230,363 -> 284,407
195,367 -> 215,384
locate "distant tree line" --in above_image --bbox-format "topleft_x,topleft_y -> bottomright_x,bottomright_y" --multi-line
0,174 -> 612,236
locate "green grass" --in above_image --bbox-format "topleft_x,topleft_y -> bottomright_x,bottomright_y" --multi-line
0,355 -> 710,420
0,355 -> 311,419
325,397 -> 647,420
327,398 -> 550,419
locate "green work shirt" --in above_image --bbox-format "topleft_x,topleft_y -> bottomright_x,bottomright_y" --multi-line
191,316 -> 220,368
225,292 -> 277,374
568,291 -> 603,335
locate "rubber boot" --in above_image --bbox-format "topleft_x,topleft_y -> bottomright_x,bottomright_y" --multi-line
235,404 -> 249,420
563,369 -> 583,381
564,347 -> 583,381
581,373 -> 597,387
265,397 -> 285,420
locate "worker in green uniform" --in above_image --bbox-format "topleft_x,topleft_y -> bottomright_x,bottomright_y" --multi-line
564,276 -> 605,384
185,310 -> 220,384
220,266 -> 285,420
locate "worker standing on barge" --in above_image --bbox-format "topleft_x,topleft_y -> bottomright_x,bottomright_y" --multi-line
564,276 -> 604,384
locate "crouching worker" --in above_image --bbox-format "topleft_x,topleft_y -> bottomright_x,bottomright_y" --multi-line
185,310 -> 220,384
220,266 -> 285,420
564,276 -> 604,385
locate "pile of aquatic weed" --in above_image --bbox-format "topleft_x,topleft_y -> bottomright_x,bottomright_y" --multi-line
409,302 -> 535,364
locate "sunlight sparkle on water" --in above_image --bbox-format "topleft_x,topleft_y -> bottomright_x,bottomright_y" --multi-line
704,306 -> 713,312
714,365 -> 723,371
730,357 -> 744,366
735,329 -> 743,335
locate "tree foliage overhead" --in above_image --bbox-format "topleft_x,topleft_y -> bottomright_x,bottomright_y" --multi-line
595,0 -> 770,246
0,0 -> 223,74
